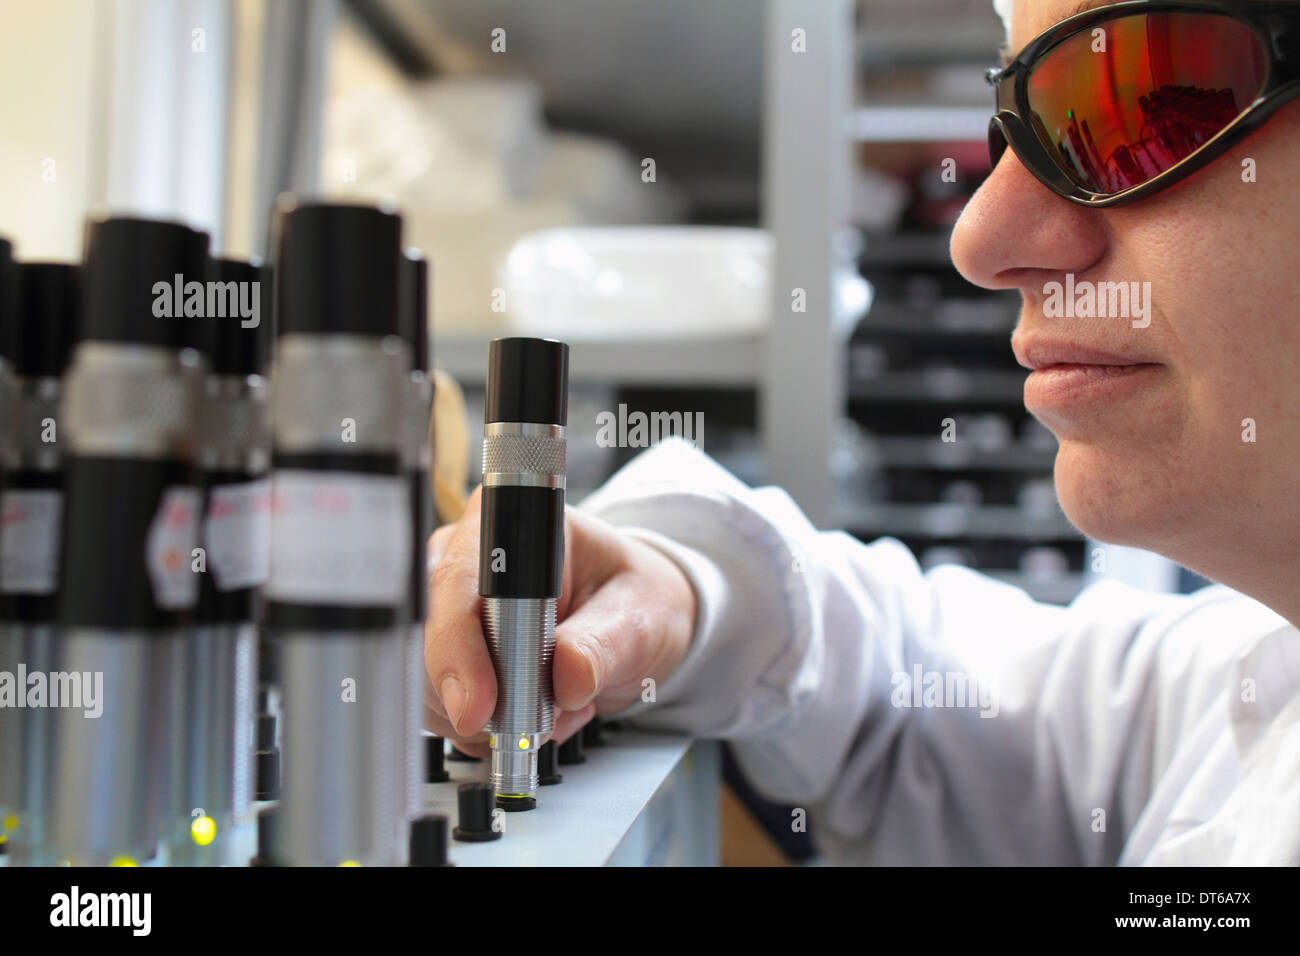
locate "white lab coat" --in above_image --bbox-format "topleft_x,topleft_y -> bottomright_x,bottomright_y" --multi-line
580,439 -> 1300,865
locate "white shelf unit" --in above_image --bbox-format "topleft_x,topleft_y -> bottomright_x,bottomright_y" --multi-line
760,0 -> 857,527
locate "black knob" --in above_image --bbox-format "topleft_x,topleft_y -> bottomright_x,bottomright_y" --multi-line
447,746 -> 482,763
581,716 -> 607,748
558,733 -> 586,766
538,740 -> 563,785
425,735 -> 450,783
409,815 -> 453,866
255,748 -> 280,801
453,783 -> 502,842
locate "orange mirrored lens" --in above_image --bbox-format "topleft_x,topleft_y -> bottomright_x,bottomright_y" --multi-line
1026,12 -> 1268,193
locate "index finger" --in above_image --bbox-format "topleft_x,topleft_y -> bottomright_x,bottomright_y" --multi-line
425,486 -> 498,737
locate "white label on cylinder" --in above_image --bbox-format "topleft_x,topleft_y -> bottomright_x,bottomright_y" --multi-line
0,489 -> 63,594
266,469 -> 410,606
204,477 -> 272,591
145,486 -> 203,609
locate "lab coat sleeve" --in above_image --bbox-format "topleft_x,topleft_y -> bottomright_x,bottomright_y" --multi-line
577,439 -> 1272,864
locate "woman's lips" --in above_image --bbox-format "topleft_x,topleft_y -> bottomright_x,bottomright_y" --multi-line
1024,361 -> 1164,407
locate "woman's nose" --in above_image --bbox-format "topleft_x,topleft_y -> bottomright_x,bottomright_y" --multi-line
949,146 -> 1109,294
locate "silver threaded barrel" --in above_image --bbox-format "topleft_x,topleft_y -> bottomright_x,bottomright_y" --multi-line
0,624 -> 25,820
268,629 -> 406,866
46,629 -> 180,865
483,596 -> 555,797
2,624 -> 55,864
165,623 -> 256,864
403,624 -> 424,824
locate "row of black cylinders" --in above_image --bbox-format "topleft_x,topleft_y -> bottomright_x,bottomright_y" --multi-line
0,200 -> 433,866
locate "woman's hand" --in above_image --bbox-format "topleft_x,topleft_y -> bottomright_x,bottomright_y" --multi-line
424,486 -> 696,756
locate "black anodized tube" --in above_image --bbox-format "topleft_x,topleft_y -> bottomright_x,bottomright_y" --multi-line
275,202 -> 401,338
263,202 -> 405,633
196,258 -> 273,626
0,238 -> 19,367
478,485 -> 564,598
58,217 -> 209,629
0,238 -> 17,517
204,257 -> 273,376
16,262 -> 79,377
79,217 -> 210,350
484,337 -> 568,426
399,252 -> 431,623
0,262 -> 78,624
58,459 -> 197,629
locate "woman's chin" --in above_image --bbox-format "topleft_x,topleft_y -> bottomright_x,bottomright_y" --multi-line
1051,440 -> 1178,549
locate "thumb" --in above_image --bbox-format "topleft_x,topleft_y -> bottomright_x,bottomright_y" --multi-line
551,568 -> 667,712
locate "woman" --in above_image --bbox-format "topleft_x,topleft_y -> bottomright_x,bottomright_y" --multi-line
425,0 -> 1300,864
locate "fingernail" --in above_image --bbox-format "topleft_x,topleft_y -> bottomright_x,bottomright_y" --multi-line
440,675 -> 466,732
577,646 -> 600,707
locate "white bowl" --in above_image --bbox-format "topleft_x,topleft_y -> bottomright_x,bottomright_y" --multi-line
500,226 -> 773,340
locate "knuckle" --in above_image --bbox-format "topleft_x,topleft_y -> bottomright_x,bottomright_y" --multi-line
625,605 -> 654,650
431,550 -> 469,593
585,625 -> 618,675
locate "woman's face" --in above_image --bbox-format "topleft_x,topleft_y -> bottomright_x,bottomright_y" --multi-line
950,0 -> 1300,620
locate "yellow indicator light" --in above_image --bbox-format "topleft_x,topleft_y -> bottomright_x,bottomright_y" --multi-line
339,860 -> 362,867
518,736 -> 529,750
0,834 -> 7,845
110,856 -> 138,867
191,815 -> 217,846
489,734 -> 496,747
2,813 -> 17,832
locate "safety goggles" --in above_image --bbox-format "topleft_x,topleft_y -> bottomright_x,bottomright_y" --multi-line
986,0 -> 1300,206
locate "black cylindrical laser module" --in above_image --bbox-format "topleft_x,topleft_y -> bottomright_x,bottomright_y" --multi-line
49,216 -> 210,866
478,337 -> 568,810
264,200 -> 411,867
167,257 -> 273,864
0,261 -> 78,864
398,250 -> 433,837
